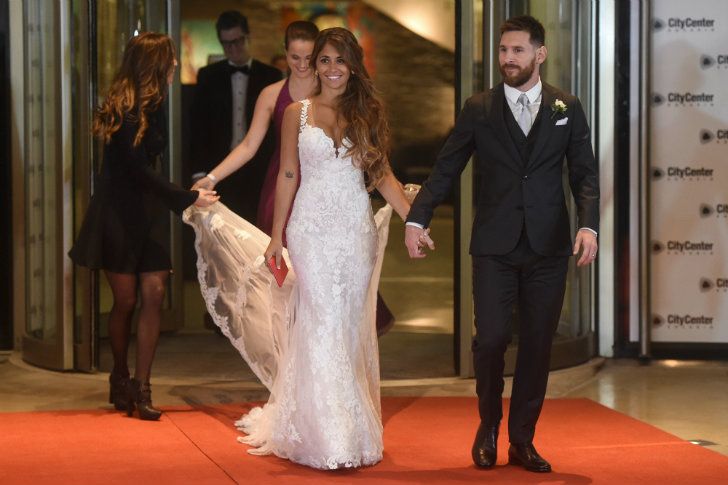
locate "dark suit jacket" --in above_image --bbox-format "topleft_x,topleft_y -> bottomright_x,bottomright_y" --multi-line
407,82 -> 599,257
190,59 -> 281,220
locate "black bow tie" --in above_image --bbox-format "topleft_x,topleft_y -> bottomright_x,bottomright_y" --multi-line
229,64 -> 251,75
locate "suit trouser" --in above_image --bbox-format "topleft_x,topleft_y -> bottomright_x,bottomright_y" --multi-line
472,228 -> 569,444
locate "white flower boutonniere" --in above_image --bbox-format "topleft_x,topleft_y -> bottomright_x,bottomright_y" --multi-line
551,99 -> 567,118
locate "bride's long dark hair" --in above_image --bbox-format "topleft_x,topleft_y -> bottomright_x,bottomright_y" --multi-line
310,28 -> 390,190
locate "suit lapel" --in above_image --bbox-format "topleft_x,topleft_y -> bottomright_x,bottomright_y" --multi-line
527,84 -> 556,167
488,83 -> 523,165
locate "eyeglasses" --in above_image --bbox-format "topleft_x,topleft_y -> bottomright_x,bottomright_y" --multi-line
220,35 -> 247,49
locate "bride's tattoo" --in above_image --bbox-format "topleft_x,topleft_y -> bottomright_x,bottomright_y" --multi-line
285,171 -> 294,179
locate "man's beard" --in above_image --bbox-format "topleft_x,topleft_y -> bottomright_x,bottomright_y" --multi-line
500,57 -> 536,87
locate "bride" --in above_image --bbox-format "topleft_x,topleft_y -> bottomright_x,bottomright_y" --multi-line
184,27 -> 419,470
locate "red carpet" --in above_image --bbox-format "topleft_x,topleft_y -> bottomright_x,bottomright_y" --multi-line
2,397 -> 727,484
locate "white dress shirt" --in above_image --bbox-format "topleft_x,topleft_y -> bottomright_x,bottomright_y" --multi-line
503,79 -> 542,130
230,58 -> 253,149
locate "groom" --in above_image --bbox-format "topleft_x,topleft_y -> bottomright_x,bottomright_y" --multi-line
405,16 -> 599,472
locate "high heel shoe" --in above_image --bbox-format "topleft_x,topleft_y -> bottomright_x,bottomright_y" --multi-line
108,372 -> 129,411
126,378 -> 162,421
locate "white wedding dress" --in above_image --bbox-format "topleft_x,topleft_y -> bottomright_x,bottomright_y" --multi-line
183,100 -> 413,470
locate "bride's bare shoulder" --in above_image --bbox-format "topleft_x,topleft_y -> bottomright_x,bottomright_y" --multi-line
282,101 -> 307,130
284,100 -> 308,113
283,100 -> 309,121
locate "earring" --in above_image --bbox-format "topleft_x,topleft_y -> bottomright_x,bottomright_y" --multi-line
314,71 -> 319,77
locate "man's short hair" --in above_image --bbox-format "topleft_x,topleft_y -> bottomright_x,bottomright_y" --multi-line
500,15 -> 545,47
216,10 -> 249,37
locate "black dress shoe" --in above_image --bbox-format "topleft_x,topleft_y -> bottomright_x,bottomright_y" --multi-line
471,423 -> 499,468
508,442 -> 551,472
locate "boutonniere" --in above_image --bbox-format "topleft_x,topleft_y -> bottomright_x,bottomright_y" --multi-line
550,99 -> 567,118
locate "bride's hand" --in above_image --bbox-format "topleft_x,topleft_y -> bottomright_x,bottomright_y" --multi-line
264,237 -> 284,270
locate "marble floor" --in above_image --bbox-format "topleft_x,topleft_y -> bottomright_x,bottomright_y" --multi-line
1,352 -> 726,457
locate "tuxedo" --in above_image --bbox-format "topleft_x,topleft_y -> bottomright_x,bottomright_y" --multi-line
408,81 -> 599,443
190,59 -> 282,222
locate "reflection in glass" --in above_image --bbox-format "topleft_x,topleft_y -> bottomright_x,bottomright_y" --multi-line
527,0 -> 594,343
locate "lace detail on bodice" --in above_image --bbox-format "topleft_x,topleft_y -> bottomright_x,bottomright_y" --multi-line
290,99 -> 373,239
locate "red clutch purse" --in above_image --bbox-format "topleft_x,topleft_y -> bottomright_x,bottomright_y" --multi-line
266,255 -> 289,287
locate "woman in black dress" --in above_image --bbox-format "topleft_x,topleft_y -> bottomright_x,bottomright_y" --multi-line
69,32 -> 218,420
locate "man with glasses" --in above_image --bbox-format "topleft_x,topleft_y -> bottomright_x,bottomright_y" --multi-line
191,10 -> 282,223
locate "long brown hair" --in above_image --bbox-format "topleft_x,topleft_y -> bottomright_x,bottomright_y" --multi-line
311,28 -> 390,190
93,32 -> 176,146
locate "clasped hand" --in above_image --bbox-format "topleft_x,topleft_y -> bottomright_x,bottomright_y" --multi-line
192,176 -> 215,191
405,226 -> 436,259
194,189 -> 219,207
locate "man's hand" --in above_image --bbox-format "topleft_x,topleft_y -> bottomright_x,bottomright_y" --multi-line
405,225 -> 435,259
573,229 -> 598,267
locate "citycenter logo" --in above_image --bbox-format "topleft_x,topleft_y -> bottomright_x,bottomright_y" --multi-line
700,54 -> 728,69
699,277 -> 728,292
652,240 -> 714,255
653,92 -> 715,107
652,314 -> 715,329
654,17 -> 716,32
699,203 -> 728,218
652,166 -> 715,181
699,129 -> 728,144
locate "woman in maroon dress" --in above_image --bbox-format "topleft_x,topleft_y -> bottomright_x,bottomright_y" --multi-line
193,21 -> 394,334
192,21 -> 318,243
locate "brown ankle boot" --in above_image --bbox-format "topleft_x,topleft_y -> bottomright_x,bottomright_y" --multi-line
108,372 -> 129,411
126,378 -> 162,421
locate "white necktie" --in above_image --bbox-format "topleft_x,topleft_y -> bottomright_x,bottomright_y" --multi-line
517,93 -> 531,136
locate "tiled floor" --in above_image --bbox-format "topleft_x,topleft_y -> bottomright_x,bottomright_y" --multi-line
2,352 -> 726,457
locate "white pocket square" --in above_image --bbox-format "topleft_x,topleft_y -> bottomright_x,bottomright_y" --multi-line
555,117 -> 568,126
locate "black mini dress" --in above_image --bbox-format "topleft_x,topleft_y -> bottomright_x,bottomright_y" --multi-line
69,108 -> 199,273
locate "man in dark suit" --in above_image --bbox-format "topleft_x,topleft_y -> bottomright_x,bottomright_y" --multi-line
405,16 -> 599,473
190,10 -> 281,222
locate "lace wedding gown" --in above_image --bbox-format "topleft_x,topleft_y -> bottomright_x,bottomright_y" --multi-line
183,100 -> 413,470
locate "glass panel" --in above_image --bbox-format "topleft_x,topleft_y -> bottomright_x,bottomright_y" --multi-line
0,1 -> 11,350
472,0 -> 485,94
96,1 -> 168,95
24,0 -> 60,341
509,0 -> 594,345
